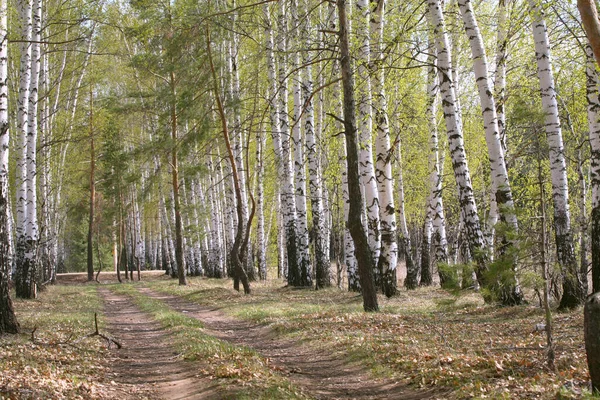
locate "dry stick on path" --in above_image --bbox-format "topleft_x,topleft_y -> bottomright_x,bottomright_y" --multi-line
73,313 -> 122,349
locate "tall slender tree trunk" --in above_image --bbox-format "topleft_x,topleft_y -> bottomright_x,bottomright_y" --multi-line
0,0 -> 19,333
169,71 -> 186,286
427,0 -> 487,289
371,0 -> 398,296
356,0 -> 381,280
15,0 -> 34,298
291,0 -> 312,287
586,44 -> 600,294
256,126 -> 266,280
338,0 -> 378,311
397,139 -> 416,290
424,42 -> 448,286
207,26 -> 250,294
87,82 -> 95,281
529,0 -> 584,308
302,0 -> 329,288
458,0 -> 522,305
277,0 -> 301,286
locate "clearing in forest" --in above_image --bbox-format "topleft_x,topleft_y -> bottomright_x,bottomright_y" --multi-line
0,273 -> 592,399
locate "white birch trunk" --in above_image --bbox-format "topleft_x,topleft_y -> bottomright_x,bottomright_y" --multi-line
424,43 -> 448,286
342,137 -> 360,291
256,125 -> 266,280
277,0 -> 301,285
529,0 -> 584,308
356,0 -> 381,271
290,0 -> 312,286
15,0 -> 33,298
208,156 -> 224,278
370,0 -> 398,295
302,0 -> 328,288
264,4 -> 286,279
427,0 -> 487,286
457,0 -> 517,231
586,44 -> 600,294
494,0 -> 510,154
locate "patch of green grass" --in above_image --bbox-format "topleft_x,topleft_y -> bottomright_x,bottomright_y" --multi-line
109,282 -> 310,399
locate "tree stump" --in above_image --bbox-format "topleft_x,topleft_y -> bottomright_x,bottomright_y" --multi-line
585,292 -> 600,394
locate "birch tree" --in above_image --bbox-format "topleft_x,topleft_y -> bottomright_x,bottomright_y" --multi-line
427,0 -> 488,290
0,0 -> 19,333
302,0 -> 329,288
457,0 -> 522,304
370,0 -> 398,296
585,44 -> 600,294
291,0 -> 312,286
15,0 -> 38,298
276,0 -> 301,286
356,0 -> 381,276
424,44 -> 448,286
529,0 -> 584,308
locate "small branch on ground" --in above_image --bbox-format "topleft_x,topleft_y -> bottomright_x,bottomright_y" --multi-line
72,313 -> 122,349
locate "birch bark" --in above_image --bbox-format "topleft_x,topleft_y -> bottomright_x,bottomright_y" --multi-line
0,0 -> 19,333
585,44 -> 600,293
370,0 -> 398,296
427,0 -> 487,288
277,0 -> 301,286
291,0 -> 312,286
529,0 -> 584,308
356,0 -> 381,275
303,0 -> 329,288
458,0 -> 522,304
15,0 -> 34,298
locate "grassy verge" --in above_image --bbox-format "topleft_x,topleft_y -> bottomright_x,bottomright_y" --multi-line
146,276 -> 592,399
109,282 -> 310,400
0,284 -> 120,399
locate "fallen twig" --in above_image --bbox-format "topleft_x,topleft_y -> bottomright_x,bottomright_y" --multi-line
72,313 -> 122,349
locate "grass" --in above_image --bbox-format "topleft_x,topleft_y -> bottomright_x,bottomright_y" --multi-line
146,275 -> 593,399
108,282 -> 310,399
0,284 -> 118,399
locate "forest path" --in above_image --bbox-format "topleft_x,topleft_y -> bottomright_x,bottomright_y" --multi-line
98,287 -> 235,400
138,287 -> 440,400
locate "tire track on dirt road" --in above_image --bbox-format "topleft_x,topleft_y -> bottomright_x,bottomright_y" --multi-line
99,287 -> 235,399
138,287 -> 445,400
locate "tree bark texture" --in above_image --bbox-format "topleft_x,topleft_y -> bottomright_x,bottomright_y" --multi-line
338,0 -> 378,312
529,0 -> 584,309
585,293 -> 600,393
0,0 -> 19,332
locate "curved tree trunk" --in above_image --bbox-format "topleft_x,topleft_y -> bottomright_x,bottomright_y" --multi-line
207,27 -> 250,294
458,0 -> 522,305
338,0 -> 378,311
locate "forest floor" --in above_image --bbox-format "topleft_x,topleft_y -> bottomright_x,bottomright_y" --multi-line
0,271 -> 594,399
